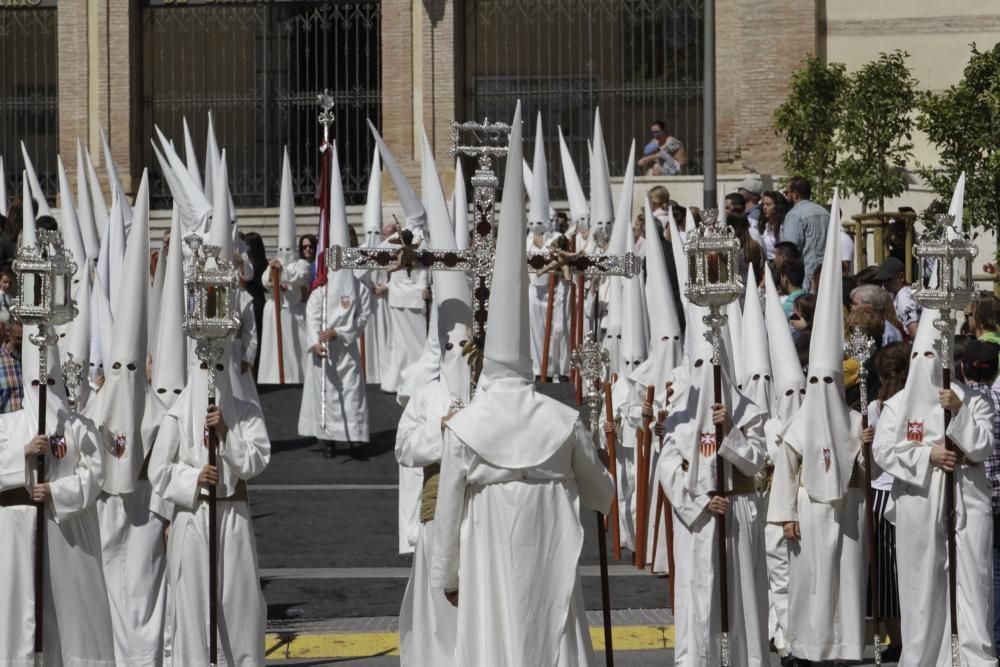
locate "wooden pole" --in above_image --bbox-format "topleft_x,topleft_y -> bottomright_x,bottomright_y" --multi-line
359,334 -> 367,382
540,273 -> 557,383
603,381 -> 621,560
207,396 -> 219,666
575,274 -> 585,404
860,401 -> 881,660
568,280 -> 577,382
943,366 -> 960,663
270,265 -> 286,384
33,379 -> 46,662
634,385 -> 655,569
713,362 -> 730,662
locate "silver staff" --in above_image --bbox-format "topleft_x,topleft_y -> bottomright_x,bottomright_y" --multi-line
317,90 -> 335,431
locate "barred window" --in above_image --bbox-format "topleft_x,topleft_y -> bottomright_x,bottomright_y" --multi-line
141,0 -> 381,209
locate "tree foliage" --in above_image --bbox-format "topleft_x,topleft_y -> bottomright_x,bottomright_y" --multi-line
838,51 -> 917,212
916,42 -> 1000,245
774,54 -> 847,203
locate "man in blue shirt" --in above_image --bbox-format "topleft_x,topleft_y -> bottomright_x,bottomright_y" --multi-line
780,176 -> 829,291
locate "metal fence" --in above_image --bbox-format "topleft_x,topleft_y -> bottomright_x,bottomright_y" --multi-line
463,0 -> 703,198
0,4 -> 59,207
141,0 -> 381,209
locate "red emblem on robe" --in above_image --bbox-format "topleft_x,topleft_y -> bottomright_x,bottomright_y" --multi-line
340,295 -> 352,310
114,433 -> 127,459
823,447 -> 831,472
50,434 -> 67,460
699,432 -> 717,457
907,420 -> 924,443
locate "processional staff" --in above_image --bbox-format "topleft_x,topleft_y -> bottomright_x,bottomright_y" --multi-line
182,234 -> 242,667
845,327 -> 881,665
682,208 -> 745,667
317,90 -> 336,431
11,228 -> 78,667
911,214 -> 978,667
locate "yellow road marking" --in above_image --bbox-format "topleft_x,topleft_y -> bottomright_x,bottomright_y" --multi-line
265,625 -> 675,660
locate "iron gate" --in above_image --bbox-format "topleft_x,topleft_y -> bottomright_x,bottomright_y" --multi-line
464,0 -> 703,198
0,3 -> 59,207
141,0 -> 381,208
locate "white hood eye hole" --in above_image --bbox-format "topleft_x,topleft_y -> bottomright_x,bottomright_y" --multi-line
764,375 -> 771,381
445,342 -> 454,350
809,376 -> 819,384
911,352 -> 918,359
156,388 -> 167,394
694,359 -> 704,368
923,351 -> 934,358
752,373 -> 761,381
126,363 -> 137,371
200,362 -> 208,370
173,389 -> 182,395
785,389 -> 794,396
215,363 -> 225,372
112,362 -> 122,370
800,388 -> 806,395
823,376 -> 833,384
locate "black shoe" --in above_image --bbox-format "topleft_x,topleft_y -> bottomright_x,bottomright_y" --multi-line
558,375 -> 570,383
322,442 -> 336,458
881,645 -> 902,663
349,443 -> 369,461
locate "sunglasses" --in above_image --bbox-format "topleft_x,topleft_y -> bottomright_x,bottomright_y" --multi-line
301,244 -> 315,250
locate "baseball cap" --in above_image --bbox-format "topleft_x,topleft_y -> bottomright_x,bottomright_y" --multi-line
873,257 -> 905,282
962,339 -> 999,381
737,174 -> 763,196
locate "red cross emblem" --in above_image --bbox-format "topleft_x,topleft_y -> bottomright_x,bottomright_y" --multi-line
699,432 -> 717,457
823,447 -> 831,472
114,433 -> 127,459
340,295 -> 352,310
907,420 -> 924,443
50,434 -> 67,460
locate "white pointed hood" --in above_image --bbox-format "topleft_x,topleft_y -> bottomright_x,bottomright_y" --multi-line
368,120 -> 426,231
447,101 -> 579,470
726,298 -> 744,384
210,149 -> 234,259
89,274 -> 113,382
64,257 -> 93,382
362,146 -> 383,248
323,141 -> 358,302
779,189 -> 856,502
764,266 -> 805,422
84,147 -> 109,237
619,229 -> 648,375
892,307 -> 944,448
20,141 -> 53,218
558,126 -> 588,231
740,264 -> 772,413
452,158 -> 469,250
20,174 -> 36,248
277,146 -> 298,261
668,207 -> 691,316
182,117 -> 203,190
75,141 -> 100,263
22,331 -> 69,430
94,169 -> 149,493
100,129 -> 132,226
949,172 -> 966,228
156,126 -> 213,234
148,210 -> 171,345
419,128 -> 450,245
56,156 -> 87,289
203,110 -> 220,202
151,205 -> 188,402
589,108 -> 614,240
528,114 -> 552,235
107,190 -> 127,310
631,196 -> 683,393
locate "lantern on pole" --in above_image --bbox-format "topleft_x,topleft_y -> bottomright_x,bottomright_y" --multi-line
181,233 -> 240,667
11,227 -> 78,664
682,208 -> 743,666
910,213 -> 977,667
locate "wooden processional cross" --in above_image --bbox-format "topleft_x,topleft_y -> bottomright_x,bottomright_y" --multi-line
324,119 -> 639,362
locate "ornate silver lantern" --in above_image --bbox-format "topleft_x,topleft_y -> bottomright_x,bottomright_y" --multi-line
182,234 -> 241,388
683,208 -> 744,363
11,229 -> 77,331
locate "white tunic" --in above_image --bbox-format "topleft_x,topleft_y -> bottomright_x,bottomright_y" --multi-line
297,279 -> 372,442
767,412 -> 867,661
873,389 -> 998,667
0,409 -> 115,666
149,396 -> 270,667
527,235 -> 570,379
657,413 -> 770,666
395,379 -> 458,666
431,419 -> 614,667
380,265 -> 429,394
258,259 -> 310,384
359,267 -> 391,385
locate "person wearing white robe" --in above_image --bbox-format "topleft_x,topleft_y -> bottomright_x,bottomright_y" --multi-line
298,142 -> 372,455
0,338 -> 115,666
873,311 -> 998,666
431,103 -> 614,667
767,192 -> 869,662
657,304 -> 770,666
148,352 -> 270,666
358,147 -> 390,386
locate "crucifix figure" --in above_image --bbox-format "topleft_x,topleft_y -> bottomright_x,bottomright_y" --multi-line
325,119 -> 639,365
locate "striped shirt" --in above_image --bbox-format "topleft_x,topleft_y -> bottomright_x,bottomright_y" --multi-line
0,346 -> 22,413
967,381 -> 1000,513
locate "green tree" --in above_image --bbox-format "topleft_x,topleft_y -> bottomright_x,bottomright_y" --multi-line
917,43 -> 1000,248
774,55 -> 847,203
837,51 -> 917,212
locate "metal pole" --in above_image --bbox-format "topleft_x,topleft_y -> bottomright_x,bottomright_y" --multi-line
702,0 -> 716,209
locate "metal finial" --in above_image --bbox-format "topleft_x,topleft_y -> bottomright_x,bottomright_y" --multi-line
317,90 -> 335,144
